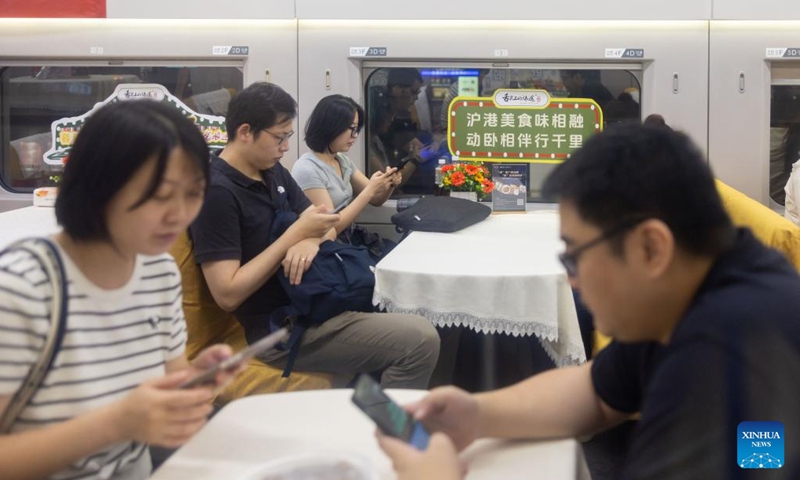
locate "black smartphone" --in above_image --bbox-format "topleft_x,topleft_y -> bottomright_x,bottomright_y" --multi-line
351,373 -> 430,450
179,327 -> 289,389
395,155 -> 415,171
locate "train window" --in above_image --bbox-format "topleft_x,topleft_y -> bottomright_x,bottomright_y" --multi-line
769,65 -> 800,206
0,65 -> 243,193
364,66 -> 641,200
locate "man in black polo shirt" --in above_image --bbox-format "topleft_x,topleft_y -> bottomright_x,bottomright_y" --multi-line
190,83 -> 439,388
376,125 -> 800,479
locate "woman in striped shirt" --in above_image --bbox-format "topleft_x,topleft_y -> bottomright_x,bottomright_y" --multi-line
0,100 -> 238,480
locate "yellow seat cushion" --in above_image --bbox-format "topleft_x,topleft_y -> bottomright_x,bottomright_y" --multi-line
169,232 -> 336,405
715,180 -> 800,271
593,180 -> 800,357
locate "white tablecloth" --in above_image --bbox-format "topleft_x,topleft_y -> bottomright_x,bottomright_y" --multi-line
150,389 -> 591,480
0,206 -> 60,248
373,211 -> 586,366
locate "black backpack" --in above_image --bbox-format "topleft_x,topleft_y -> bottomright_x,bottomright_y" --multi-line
270,210 -> 377,377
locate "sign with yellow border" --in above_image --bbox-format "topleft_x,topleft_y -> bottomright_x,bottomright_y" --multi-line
447,89 -> 602,164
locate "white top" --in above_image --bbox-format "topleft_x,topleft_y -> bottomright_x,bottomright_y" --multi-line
150,389 -> 591,480
785,159 -> 800,227
0,240 -> 187,480
373,210 -> 586,366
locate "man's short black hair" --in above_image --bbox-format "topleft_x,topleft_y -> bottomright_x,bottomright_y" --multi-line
304,95 -> 365,154
55,100 -> 209,241
387,68 -> 423,90
542,124 -> 734,257
225,82 -> 297,142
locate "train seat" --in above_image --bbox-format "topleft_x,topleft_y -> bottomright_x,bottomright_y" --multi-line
715,179 -> 800,270
168,232 -> 337,406
593,179 -> 800,355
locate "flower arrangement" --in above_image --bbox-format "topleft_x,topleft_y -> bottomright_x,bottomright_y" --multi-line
441,162 -> 495,198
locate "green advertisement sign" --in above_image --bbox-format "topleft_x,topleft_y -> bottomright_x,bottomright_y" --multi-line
43,83 -> 227,164
447,89 -> 602,164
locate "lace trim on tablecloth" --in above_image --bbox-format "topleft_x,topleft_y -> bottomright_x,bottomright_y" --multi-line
375,297 -> 586,367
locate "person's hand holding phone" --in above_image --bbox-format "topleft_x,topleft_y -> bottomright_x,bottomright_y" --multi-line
387,166 -> 403,188
179,328 -> 288,391
377,431 -> 465,480
404,386 -> 482,451
292,204 -> 340,239
111,370 -> 215,448
408,138 -> 424,159
188,344 -> 244,391
366,167 -> 397,199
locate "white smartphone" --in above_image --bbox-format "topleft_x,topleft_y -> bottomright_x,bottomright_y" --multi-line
179,327 -> 289,389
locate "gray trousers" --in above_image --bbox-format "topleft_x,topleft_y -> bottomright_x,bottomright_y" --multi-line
259,311 -> 440,389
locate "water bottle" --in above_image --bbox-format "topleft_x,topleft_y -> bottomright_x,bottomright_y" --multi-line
434,158 -> 447,195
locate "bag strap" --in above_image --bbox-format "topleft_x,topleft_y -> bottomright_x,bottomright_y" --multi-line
0,238 -> 69,434
268,306 -> 308,379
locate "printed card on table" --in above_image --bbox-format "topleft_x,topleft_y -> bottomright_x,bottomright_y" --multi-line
492,164 -> 528,214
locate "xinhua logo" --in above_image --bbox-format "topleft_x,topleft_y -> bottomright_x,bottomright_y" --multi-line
738,421 -> 784,469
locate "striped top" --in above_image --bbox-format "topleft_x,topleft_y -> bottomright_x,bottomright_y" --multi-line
0,239 -> 187,480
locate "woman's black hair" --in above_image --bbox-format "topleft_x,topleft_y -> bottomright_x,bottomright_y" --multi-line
304,95 -> 365,154
55,100 -> 209,241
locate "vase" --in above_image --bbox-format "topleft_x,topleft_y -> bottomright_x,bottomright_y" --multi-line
449,191 -> 478,202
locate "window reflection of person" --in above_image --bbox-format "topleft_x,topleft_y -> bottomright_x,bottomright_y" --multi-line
559,70 -> 614,109
383,68 -> 434,194
383,69 -> 426,166
368,89 -> 418,190
603,92 -> 641,126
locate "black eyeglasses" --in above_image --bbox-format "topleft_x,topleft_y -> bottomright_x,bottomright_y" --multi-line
348,125 -> 361,138
558,218 -> 648,278
262,129 -> 294,145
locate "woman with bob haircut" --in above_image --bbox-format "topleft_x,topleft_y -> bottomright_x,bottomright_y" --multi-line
292,94 -> 402,237
0,100 -> 241,480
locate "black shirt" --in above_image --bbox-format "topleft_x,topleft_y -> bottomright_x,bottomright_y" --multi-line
189,155 -> 311,340
592,228 -> 800,480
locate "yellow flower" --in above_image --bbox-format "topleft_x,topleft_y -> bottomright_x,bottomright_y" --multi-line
474,173 -> 485,182
443,177 -> 452,186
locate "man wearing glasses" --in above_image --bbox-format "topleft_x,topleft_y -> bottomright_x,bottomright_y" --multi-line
377,125 -> 800,480
190,83 -> 439,389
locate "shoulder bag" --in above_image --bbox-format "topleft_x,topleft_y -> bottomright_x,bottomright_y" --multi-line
0,238 -> 68,434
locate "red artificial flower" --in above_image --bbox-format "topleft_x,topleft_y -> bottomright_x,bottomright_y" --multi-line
441,161 -> 494,198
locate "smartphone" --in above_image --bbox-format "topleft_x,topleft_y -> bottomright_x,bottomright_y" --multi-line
351,373 -> 430,450
395,155 -> 415,171
179,327 -> 289,389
